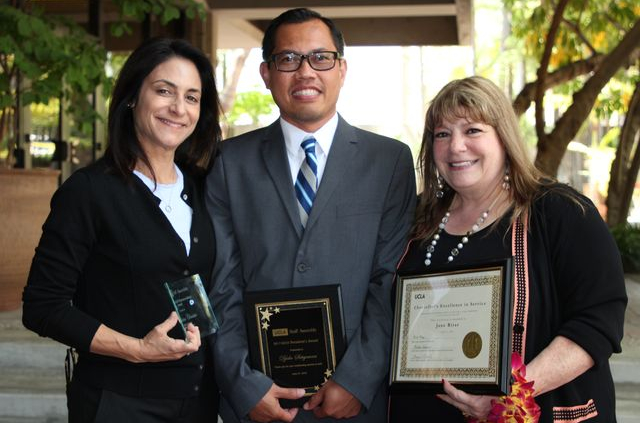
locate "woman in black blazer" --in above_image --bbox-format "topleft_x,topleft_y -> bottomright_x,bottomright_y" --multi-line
23,37 -> 221,423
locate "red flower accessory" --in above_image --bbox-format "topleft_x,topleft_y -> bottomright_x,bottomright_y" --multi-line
467,352 -> 541,423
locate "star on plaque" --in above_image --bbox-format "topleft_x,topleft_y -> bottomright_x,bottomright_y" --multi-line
274,307 -> 280,313
324,369 -> 333,378
314,385 -> 320,391
260,308 -> 273,322
261,321 -> 270,330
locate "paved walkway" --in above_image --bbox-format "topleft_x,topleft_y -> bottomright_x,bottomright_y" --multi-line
1,277 -> 639,422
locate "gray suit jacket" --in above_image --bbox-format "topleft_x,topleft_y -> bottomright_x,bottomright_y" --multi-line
206,116 -> 416,423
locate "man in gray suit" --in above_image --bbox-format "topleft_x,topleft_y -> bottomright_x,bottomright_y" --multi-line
206,8 -> 416,423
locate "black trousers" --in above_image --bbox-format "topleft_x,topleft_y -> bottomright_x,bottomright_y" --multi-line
67,378 -> 219,423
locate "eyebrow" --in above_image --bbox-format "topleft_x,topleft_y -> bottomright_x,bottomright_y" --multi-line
276,48 -> 332,55
152,79 -> 201,93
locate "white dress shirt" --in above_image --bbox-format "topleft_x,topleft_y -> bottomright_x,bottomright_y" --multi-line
281,113 -> 339,186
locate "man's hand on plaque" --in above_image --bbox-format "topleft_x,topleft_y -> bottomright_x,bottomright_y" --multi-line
303,380 -> 361,419
248,383 -> 305,423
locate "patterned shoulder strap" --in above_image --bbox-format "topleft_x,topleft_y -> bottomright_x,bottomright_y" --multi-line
511,213 -> 530,360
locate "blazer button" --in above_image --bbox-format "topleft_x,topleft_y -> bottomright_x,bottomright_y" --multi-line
297,263 -> 309,272
182,194 -> 188,201
194,385 -> 199,392
193,236 -> 199,244
183,269 -> 190,276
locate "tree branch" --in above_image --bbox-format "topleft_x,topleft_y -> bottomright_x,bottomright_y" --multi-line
535,0 -> 571,144
535,19 -> 640,174
551,19 -> 640,140
513,46 -> 640,116
513,55 -> 603,115
561,17 -> 597,55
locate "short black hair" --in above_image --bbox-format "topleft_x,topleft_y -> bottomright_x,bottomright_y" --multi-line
105,37 -> 221,180
261,8 -> 345,62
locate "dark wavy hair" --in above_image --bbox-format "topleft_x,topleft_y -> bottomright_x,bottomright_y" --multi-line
105,37 -> 220,181
261,8 -> 345,62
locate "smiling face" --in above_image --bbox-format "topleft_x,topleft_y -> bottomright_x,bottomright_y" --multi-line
432,115 -> 507,198
259,19 -> 347,133
133,57 -> 201,156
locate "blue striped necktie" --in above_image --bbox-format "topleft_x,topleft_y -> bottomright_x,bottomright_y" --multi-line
295,137 -> 318,228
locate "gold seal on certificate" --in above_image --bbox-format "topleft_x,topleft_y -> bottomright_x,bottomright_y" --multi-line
462,332 -> 482,359
244,285 -> 346,408
390,258 -> 514,395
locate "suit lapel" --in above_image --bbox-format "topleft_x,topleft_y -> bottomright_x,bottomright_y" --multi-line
261,121 -> 304,238
305,116 -> 358,231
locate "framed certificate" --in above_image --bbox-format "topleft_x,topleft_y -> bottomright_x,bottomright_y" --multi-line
244,285 -> 346,408
390,258 -> 513,395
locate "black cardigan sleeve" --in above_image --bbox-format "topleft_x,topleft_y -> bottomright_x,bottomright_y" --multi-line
537,188 -> 627,366
22,169 -> 102,352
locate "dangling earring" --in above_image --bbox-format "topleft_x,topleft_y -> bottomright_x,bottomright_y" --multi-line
502,166 -> 511,191
436,173 -> 445,199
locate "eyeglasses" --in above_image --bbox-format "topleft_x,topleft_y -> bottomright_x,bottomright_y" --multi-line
269,51 -> 341,72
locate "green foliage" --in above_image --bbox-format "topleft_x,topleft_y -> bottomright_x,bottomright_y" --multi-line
611,223 -> 640,273
501,0 -> 639,125
30,101 -> 59,128
594,72 -> 640,120
1,0 -> 205,162
599,127 -> 620,149
505,1 -> 638,69
0,5 -> 111,141
110,0 -> 206,36
227,91 -> 275,126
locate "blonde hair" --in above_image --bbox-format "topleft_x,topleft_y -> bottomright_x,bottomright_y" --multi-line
414,76 -> 545,239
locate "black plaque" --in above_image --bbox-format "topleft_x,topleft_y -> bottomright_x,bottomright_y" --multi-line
390,258 -> 513,396
244,285 -> 346,408
165,274 -> 219,339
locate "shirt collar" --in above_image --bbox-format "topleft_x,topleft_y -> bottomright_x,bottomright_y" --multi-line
281,113 -> 339,158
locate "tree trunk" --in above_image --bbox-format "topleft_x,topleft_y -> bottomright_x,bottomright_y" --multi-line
220,49 -> 250,114
534,19 -> 640,176
534,0 -> 570,150
0,108 -> 8,167
607,80 -> 640,226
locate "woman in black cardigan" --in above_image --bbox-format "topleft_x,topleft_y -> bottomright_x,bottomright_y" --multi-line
22,37 -> 221,422
389,76 -> 627,422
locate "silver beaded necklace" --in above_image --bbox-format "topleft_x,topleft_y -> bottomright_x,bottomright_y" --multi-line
424,193 -> 503,267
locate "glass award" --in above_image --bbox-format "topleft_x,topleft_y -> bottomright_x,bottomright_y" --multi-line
164,274 -> 219,339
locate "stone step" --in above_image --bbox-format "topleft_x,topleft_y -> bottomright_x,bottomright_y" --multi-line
0,393 -> 66,422
0,339 -> 68,369
0,314 -> 68,423
610,356 -> 640,384
616,382 -> 640,423
0,342 -> 67,422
